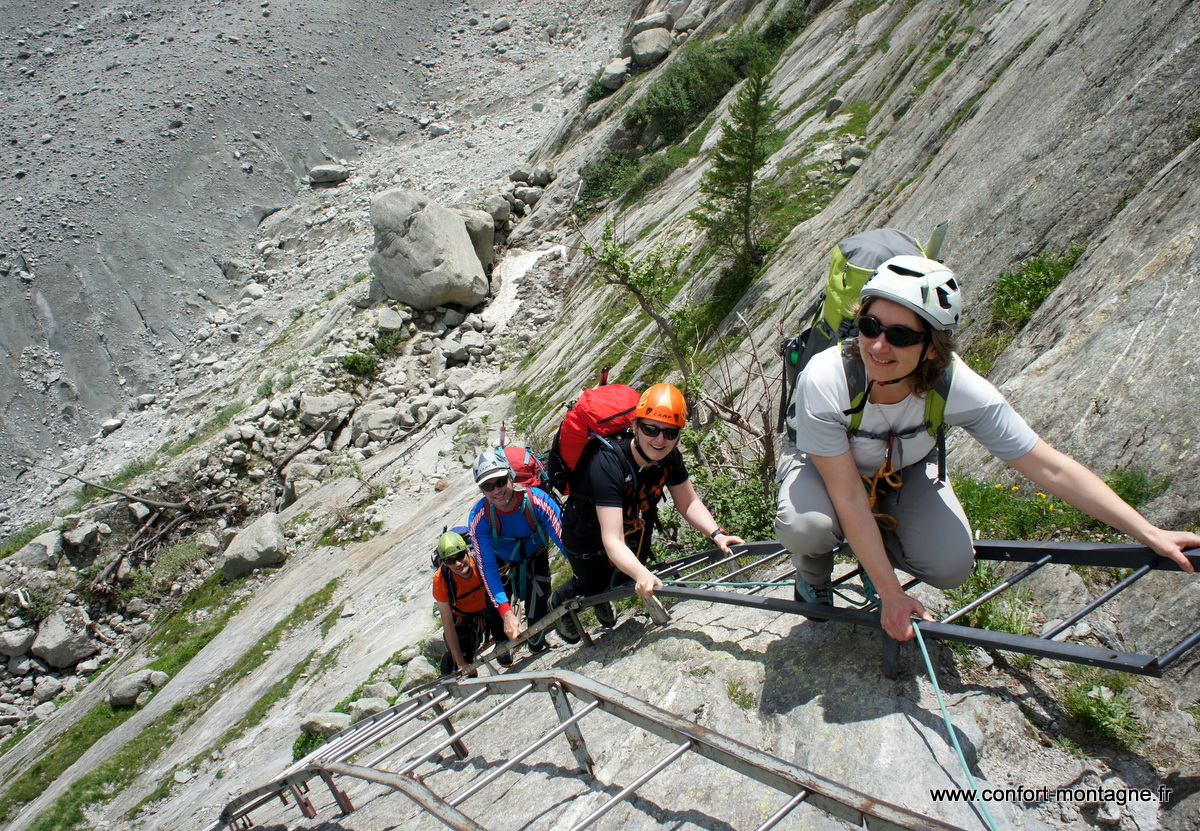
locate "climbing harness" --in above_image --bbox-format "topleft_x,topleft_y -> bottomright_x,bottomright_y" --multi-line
861,433 -> 904,531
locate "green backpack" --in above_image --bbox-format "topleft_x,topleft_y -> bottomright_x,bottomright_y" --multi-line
778,225 -> 948,439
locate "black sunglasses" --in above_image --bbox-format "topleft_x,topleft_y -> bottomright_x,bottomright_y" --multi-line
856,315 -> 927,348
639,422 -> 681,440
443,551 -> 469,565
479,475 -> 511,493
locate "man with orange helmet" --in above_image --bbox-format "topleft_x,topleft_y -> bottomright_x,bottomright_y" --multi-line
551,383 -> 744,641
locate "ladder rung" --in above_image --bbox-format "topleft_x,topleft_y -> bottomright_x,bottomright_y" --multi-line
756,789 -> 809,831
567,740 -> 693,831
449,700 -> 602,806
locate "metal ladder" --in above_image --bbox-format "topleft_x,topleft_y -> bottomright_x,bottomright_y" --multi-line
210,669 -> 965,831
663,540 -> 1200,678
207,539 -> 1198,828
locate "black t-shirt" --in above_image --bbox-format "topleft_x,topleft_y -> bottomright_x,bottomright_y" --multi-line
561,436 -> 688,557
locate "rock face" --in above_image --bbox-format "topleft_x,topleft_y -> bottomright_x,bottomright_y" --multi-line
220,513 -> 288,579
31,608 -> 98,669
368,189 -> 490,310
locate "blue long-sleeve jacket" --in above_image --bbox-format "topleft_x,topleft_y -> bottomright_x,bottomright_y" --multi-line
468,486 -> 564,615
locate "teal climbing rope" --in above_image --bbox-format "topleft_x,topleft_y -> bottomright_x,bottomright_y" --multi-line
912,621 -> 1000,831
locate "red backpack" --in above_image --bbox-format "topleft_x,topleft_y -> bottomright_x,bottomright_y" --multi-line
503,445 -> 551,492
546,378 -> 640,495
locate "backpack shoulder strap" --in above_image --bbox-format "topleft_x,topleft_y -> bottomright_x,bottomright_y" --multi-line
922,361 -> 954,436
925,362 -> 955,482
522,493 -> 549,549
592,433 -> 638,495
840,341 -> 869,436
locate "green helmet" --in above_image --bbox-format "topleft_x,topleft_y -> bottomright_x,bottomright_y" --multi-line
437,531 -> 469,561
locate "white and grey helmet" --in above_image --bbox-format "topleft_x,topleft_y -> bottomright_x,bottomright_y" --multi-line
860,255 -> 962,333
472,448 -> 513,485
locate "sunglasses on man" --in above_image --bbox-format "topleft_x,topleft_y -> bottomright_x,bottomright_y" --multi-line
639,422 -> 681,440
443,551 -> 470,565
479,474 -> 511,493
856,314 -> 928,348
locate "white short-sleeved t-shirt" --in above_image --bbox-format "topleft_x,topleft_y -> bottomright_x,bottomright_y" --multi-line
789,345 -> 1039,475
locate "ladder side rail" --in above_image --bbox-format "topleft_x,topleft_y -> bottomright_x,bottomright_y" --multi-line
321,761 -> 491,831
1040,564 -> 1152,640
657,586 -> 1163,675
541,671 -> 967,831
973,540 -> 1199,571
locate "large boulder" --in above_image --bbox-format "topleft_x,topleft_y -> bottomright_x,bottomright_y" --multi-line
300,712 -> 352,737
0,628 -> 36,658
457,208 -> 495,269
13,531 -> 63,568
30,608 -> 98,668
220,513 -> 287,580
632,28 -> 673,67
599,57 -> 631,90
298,391 -> 356,429
349,405 -> 402,444
483,194 -> 512,224
109,669 -> 170,707
368,189 -> 489,310
629,12 -> 675,38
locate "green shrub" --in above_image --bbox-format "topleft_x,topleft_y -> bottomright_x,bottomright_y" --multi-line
1062,668 -> 1146,747
375,329 -> 405,355
962,246 -> 1084,375
623,39 -> 749,145
991,246 -> 1085,331
342,352 -> 378,377
575,153 -> 642,217
292,730 -> 328,761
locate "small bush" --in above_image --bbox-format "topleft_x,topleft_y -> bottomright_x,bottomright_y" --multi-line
726,677 -> 757,710
342,352 -> 378,377
292,730 -> 328,761
991,246 -> 1085,331
375,329 -> 404,356
962,246 -> 1084,375
256,376 -> 274,398
575,153 -> 642,217
585,70 -> 609,104
1062,668 -> 1146,747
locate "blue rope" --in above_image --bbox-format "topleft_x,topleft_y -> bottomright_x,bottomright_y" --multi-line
912,621 -> 999,831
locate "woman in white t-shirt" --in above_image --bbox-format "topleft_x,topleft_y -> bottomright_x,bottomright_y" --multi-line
776,256 -> 1198,642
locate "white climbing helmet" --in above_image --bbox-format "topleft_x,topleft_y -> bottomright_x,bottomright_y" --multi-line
472,448 -> 513,485
860,255 -> 963,334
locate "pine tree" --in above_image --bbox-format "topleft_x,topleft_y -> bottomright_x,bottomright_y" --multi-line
692,59 -> 781,264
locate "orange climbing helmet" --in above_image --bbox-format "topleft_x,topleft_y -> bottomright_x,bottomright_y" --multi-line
636,383 -> 687,428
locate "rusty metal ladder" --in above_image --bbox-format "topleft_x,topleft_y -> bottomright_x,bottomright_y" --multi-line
209,669 -> 964,831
